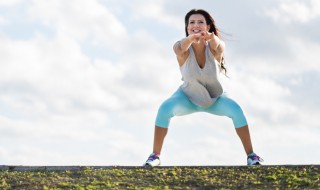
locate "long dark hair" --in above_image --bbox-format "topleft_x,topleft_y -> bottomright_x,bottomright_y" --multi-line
184,9 -> 227,75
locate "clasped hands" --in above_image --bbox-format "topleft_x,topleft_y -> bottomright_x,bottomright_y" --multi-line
188,31 -> 214,46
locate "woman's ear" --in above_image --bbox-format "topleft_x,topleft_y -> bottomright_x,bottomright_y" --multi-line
207,25 -> 210,31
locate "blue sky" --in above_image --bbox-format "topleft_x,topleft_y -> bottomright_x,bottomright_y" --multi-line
0,0 -> 319,166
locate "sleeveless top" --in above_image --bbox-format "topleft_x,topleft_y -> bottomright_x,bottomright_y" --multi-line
179,45 -> 223,108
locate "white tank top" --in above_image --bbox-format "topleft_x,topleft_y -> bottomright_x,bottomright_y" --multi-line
180,45 -> 223,108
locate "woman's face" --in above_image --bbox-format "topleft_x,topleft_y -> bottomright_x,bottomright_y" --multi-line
187,14 -> 210,36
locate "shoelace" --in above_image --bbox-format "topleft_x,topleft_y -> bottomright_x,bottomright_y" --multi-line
249,155 -> 264,162
147,154 -> 159,161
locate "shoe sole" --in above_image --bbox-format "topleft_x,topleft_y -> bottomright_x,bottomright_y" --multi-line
248,161 -> 261,166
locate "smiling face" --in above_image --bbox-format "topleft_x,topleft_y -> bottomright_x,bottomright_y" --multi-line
187,14 -> 210,36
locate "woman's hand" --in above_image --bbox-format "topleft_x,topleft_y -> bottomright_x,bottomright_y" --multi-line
201,31 -> 224,51
188,33 -> 203,44
188,32 -> 214,45
202,31 -> 215,45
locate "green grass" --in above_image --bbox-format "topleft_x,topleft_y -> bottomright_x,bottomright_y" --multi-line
0,165 -> 319,189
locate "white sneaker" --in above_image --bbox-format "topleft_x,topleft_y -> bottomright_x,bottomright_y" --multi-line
247,152 -> 264,165
143,153 -> 161,167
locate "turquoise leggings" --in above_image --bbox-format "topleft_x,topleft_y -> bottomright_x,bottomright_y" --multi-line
155,88 -> 248,128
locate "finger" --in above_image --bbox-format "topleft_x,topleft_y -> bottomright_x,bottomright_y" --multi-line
201,32 -> 207,38
205,32 -> 212,41
204,38 -> 208,46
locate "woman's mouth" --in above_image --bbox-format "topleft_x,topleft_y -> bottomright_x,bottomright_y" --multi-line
192,29 -> 201,33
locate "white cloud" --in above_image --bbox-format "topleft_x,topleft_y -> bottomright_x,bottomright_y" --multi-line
265,0 -> 320,24
286,37 -> 320,72
0,0 -> 178,165
0,16 -> 6,25
132,0 -> 183,29
228,35 -> 320,77
0,0 -> 22,6
27,0 -> 128,51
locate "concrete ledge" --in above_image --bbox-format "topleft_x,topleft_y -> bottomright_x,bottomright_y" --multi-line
0,165 -> 319,171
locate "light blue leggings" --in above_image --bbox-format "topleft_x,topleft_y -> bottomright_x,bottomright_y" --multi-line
155,88 -> 248,128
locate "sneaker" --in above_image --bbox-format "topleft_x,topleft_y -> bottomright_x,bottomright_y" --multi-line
143,153 -> 161,167
247,152 -> 264,165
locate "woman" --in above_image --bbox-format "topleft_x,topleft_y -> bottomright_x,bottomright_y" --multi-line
144,9 -> 263,166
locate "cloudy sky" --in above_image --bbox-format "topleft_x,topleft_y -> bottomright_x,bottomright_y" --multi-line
0,0 -> 319,166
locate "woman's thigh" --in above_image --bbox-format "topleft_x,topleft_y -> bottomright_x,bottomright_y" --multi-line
155,88 -> 198,128
203,94 -> 248,128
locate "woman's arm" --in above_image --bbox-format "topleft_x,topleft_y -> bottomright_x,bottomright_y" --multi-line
206,33 -> 225,63
173,34 -> 203,66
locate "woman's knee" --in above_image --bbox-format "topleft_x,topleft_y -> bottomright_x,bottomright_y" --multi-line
217,96 -> 248,128
155,100 -> 176,128
228,103 -> 248,128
